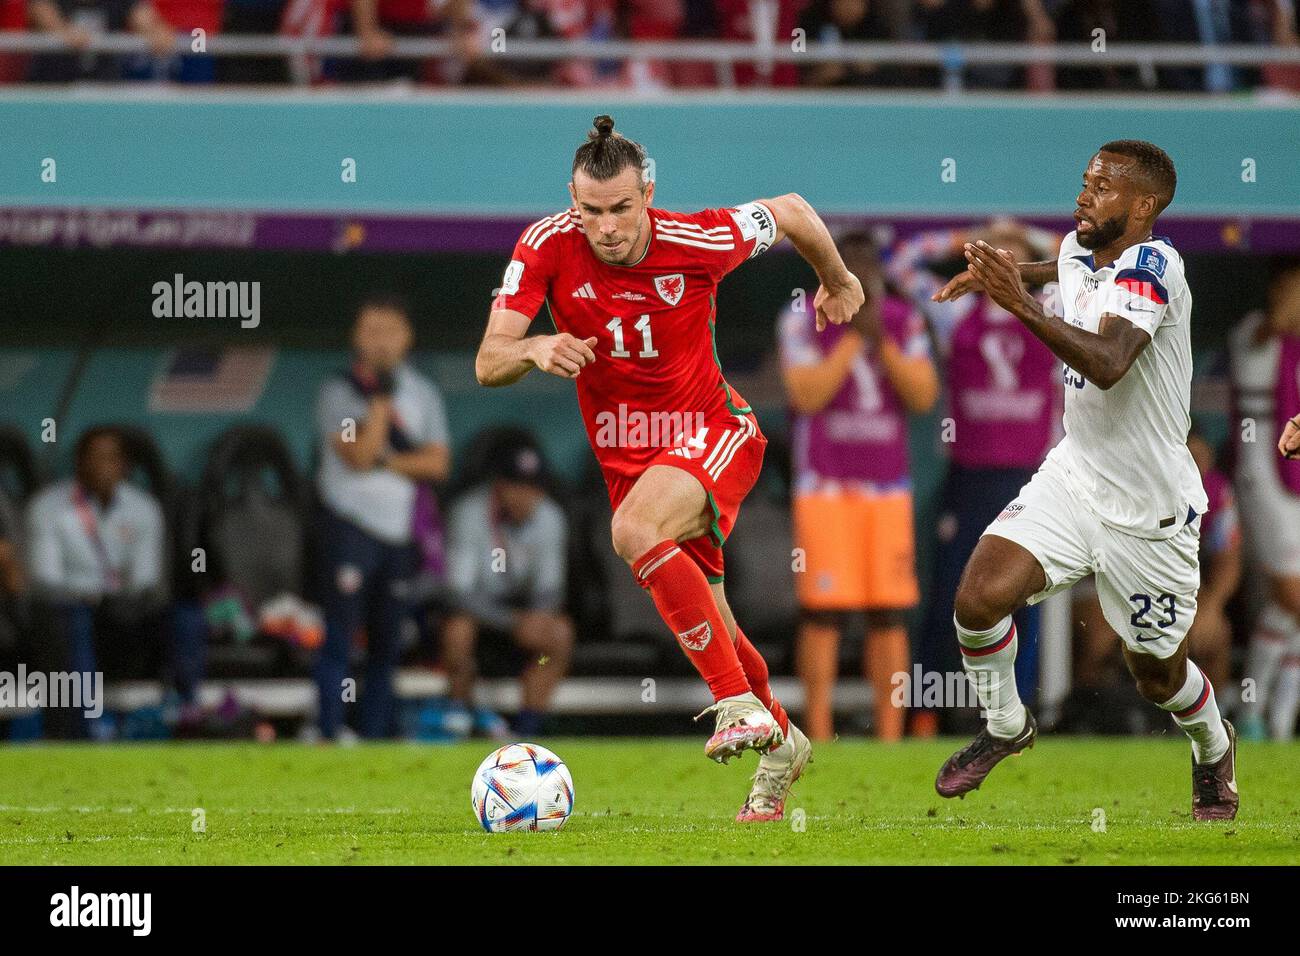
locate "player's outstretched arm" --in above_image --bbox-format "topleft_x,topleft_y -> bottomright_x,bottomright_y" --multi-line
933,259 -> 1058,303
1280,414 -> 1300,460
475,308 -> 597,387
965,240 -> 1147,390
761,193 -> 864,331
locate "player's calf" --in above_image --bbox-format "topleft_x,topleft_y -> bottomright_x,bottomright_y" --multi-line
1128,648 -> 1237,817
1126,643 -> 1235,813
633,541 -> 751,704
934,537 -> 1046,797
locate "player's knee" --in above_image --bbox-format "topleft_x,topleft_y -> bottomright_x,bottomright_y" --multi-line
1133,670 -> 1181,705
610,508 -> 660,564
953,575 -> 1014,633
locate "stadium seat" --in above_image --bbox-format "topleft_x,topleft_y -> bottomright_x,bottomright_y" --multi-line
113,424 -> 176,509
194,424 -> 311,677
0,424 -> 40,505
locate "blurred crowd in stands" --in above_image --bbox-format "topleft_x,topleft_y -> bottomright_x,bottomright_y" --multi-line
2,227 -> 1299,746
0,0 -> 1298,90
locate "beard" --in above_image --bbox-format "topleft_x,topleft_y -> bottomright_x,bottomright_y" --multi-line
589,220 -> 644,265
1076,212 -> 1128,250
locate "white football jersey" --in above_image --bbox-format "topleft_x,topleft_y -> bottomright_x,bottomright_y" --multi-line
1047,230 -> 1207,540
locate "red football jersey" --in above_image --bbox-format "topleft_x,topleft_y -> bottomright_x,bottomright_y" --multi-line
492,203 -> 779,478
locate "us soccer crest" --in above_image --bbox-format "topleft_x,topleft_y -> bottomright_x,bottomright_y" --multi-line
654,273 -> 685,306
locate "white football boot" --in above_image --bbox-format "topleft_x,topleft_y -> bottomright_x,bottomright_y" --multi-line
736,721 -> 811,822
695,691 -> 784,763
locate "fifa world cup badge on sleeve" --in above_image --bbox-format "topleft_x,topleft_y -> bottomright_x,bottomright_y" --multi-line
500,260 -> 524,296
1136,246 -> 1167,278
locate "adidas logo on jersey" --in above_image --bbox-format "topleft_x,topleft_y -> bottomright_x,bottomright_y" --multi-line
571,282 -> 597,300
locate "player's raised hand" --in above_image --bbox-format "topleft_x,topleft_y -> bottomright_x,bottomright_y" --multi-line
964,241 -> 1033,316
1280,414 -> 1300,460
813,272 -> 865,332
932,269 -> 980,303
530,334 -> 598,379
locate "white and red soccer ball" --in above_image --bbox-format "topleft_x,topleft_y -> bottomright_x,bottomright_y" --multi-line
471,743 -> 574,833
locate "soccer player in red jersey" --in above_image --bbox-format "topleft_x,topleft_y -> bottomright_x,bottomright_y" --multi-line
475,116 -> 863,821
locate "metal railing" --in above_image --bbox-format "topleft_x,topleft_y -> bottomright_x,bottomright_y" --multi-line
2,34 -> 1299,89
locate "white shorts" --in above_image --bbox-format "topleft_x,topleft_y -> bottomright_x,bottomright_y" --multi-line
982,455 -> 1201,659
1235,440 -> 1300,577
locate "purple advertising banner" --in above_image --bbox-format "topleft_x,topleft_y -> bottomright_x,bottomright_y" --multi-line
1,207 -> 1297,255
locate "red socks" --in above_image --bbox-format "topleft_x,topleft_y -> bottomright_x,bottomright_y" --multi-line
633,540 -> 750,701
735,627 -> 790,736
632,539 -> 789,732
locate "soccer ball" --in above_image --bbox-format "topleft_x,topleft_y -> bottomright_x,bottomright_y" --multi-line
471,743 -> 574,833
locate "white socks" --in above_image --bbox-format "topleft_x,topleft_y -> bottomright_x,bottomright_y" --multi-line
1241,600 -> 1291,724
1271,634 -> 1300,741
956,614 -> 1026,739
1241,600 -> 1300,740
1161,662 -> 1230,764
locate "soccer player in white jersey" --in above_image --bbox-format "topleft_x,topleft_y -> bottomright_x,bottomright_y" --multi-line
928,140 -> 1238,821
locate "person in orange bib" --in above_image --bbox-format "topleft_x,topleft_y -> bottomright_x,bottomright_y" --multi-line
778,233 -> 938,741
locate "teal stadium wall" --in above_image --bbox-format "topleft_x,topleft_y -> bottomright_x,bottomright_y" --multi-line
1,91 -> 1298,214
0,91 -> 1295,540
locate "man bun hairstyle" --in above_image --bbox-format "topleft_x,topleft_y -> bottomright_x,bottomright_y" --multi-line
573,115 -> 649,186
1098,139 -> 1177,214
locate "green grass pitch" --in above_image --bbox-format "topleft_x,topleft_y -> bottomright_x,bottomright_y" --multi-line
1,737 -> 1297,864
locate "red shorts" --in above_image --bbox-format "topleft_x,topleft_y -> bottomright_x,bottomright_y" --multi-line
602,411 -> 766,581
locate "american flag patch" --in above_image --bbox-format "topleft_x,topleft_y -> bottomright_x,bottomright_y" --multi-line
996,503 -> 1025,522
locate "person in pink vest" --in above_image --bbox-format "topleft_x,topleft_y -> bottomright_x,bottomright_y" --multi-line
778,232 -> 939,741
1230,258 -> 1300,741
885,220 -> 1060,736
